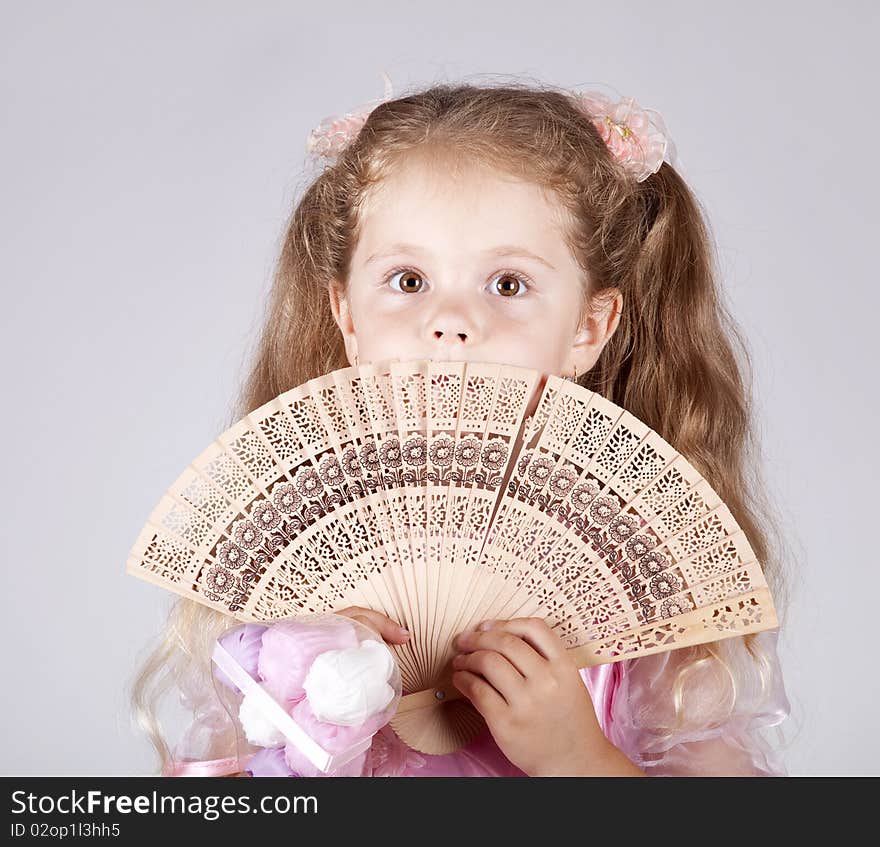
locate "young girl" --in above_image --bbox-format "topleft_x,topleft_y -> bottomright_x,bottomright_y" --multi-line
130,77 -> 793,777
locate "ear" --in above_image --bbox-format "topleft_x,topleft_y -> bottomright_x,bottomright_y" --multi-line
568,288 -> 623,377
327,279 -> 359,365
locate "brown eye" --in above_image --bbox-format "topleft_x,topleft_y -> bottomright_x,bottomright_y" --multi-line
495,274 -> 524,297
387,269 -> 424,293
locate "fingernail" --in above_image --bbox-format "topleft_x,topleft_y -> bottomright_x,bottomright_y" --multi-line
398,627 -> 410,637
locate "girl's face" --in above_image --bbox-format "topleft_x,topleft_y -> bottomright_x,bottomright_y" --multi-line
329,157 -> 621,386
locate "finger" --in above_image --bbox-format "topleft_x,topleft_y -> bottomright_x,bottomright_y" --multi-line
452,669 -> 507,720
335,606 -> 411,643
454,628 -> 545,679
452,649 -> 525,706
472,617 -> 568,663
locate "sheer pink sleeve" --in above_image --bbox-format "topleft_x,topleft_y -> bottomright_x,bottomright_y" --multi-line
598,630 -> 791,776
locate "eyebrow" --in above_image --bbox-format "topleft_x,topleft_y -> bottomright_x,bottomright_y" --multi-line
365,243 -> 557,272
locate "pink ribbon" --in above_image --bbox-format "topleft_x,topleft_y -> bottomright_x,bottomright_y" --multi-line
162,756 -> 244,777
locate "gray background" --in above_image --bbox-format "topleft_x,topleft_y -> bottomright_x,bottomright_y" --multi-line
2,1 -> 876,775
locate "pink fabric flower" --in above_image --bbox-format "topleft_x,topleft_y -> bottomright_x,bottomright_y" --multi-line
306,111 -> 373,158
306,71 -> 394,159
576,90 -> 670,182
282,697 -> 380,777
288,694 -> 391,752
256,616 -> 359,703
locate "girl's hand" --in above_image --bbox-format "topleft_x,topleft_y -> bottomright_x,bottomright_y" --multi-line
335,605 -> 412,646
451,617 -> 613,776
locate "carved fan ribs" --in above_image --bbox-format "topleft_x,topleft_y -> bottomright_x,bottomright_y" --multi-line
126,359 -> 778,755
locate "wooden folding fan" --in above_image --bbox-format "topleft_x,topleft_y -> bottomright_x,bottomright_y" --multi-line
126,359 -> 778,755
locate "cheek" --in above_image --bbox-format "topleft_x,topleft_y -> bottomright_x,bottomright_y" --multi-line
497,342 -> 568,377
348,299 -> 414,359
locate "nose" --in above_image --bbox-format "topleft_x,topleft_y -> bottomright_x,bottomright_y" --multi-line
425,288 -> 480,358
430,326 -> 471,359
434,328 -> 468,343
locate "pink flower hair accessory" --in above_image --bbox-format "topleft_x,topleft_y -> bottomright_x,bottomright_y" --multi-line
304,76 -> 680,184
573,83 -> 679,182
306,70 -> 395,159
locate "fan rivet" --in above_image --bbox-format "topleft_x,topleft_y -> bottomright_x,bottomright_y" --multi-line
434,689 -> 446,701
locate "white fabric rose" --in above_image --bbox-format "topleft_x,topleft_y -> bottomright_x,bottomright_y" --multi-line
304,639 -> 396,726
238,684 -> 287,748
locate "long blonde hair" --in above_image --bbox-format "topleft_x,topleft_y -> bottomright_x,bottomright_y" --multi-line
129,78 -> 793,773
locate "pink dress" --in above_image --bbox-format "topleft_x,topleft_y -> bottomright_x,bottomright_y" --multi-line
365,628 -> 791,777
165,630 -> 791,778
